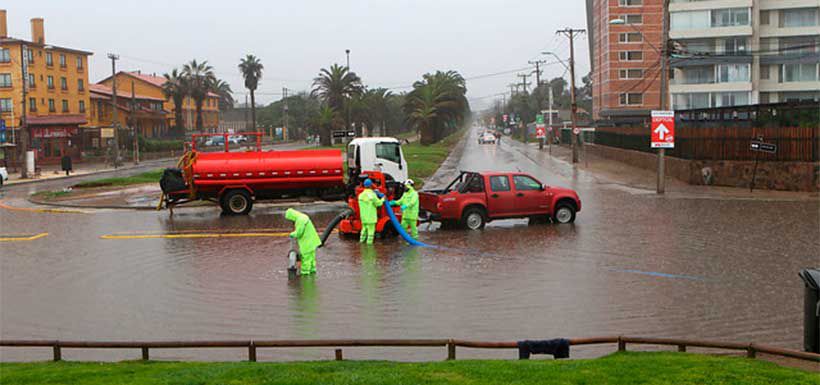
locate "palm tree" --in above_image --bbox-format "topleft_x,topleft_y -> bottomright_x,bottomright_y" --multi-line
212,79 -> 234,111
311,64 -> 363,140
365,88 -> 392,136
162,68 -> 187,136
404,70 -> 469,144
238,55 -> 264,130
314,105 -> 336,146
182,59 -> 216,131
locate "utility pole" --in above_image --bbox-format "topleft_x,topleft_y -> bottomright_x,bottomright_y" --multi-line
557,27 -> 585,164
345,49 -> 352,136
548,86 -> 555,154
282,87 -> 289,141
108,53 -> 120,169
18,44 -> 29,178
657,0 -> 670,194
131,82 -> 139,164
516,73 -> 531,94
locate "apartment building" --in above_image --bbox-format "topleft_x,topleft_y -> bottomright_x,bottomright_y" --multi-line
0,10 -> 93,163
587,0 -> 666,121
668,0 -> 819,109
587,0 -> 819,120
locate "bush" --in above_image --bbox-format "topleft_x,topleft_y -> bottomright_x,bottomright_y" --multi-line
138,137 -> 185,153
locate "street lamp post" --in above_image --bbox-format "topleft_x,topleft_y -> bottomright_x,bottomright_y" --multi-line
610,5 -> 670,194
345,49 -> 353,136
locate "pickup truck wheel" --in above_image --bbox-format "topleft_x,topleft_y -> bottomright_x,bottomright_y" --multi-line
221,190 -> 253,215
553,204 -> 576,224
461,208 -> 486,230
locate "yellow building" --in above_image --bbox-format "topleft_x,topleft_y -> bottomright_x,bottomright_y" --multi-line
0,11 -> 92,163
87,83 -> 169,141
97,71 -> 220,132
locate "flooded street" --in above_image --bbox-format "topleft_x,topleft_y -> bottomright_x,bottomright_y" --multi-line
1,130 -> 818,362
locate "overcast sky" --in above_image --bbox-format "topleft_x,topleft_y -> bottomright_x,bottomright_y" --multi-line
7,1 -> 589,110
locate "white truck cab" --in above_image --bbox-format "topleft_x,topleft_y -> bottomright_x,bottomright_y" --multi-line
347,137 -> 408,182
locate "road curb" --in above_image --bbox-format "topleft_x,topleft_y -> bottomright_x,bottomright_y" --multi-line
6,158 -> 174,187
26,196 -> 158,211
423,130 -> 469,189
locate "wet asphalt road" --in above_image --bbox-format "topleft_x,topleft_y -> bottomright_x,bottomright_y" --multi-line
1,130 -> 818,362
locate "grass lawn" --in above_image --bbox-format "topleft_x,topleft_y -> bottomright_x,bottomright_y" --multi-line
72,169 -> 164,188
0,352 -> 816,385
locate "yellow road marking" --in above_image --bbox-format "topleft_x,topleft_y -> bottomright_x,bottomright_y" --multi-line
101,232 -> 292,240
0,233 -> 49,242
0,201 -> 87,214
107,228 -> 291,235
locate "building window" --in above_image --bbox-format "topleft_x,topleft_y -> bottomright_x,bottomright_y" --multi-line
618,32 -> 643,43
673,93 -> 710,109
781,91 -> 820,102
760,10 -> 770,25
716,64 -> 750,83
76,56 -> 83,70
0,49 -> 9,63
0,73 -> 11,88
79,100 -> 86,113
711,8 -> 750,28
781,63 -> 819,82
780,37 -> 817,55
47,75 -> 54,89
27,73 -> 35,88
721,37 -> 748,54
618,0 -> 642,6
29,97 -> 37,112
780,8 -> 819,28
618,51 -> 643,61
25,48 -> 33,64
625,14 -> 643,24
59,54 -> 66,68
46,52 -> 53,66
671,10 -> 710,30
713,92 -> 749,107
60,77 -> 68,90
759,92 -> 770,104
619,69 -> 644,79
760,65 -> 770,80
0,98 -> 12,112
619,93 -> 643,105
77,79 -> 85,91
62,99 -> 69,112
48,99 -> 55,112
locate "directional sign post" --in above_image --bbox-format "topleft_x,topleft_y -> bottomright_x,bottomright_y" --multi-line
651,110 -> 675,194
535,114 -> 546,150
749,138 -> 777,192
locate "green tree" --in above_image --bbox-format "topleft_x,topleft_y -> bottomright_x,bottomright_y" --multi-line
162,68 -> 187,137
182,59 -> 216,131
238,54 -> 264,130
314,105 -> 336,146
404,70 -> 469,144
311,64 -> 363,143
213,79 -> 234,111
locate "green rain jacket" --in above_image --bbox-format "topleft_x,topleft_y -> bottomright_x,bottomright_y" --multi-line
285,208 -> 321,254
393,186 -> 419,220
357,188 -> 383,224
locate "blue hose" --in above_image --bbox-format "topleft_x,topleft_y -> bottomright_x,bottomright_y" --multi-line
384,206 -> 431,247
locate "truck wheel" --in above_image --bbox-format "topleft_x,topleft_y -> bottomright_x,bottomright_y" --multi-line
553,204 -> 576,224
461,207 -> 486,230
221,189 -> 253,215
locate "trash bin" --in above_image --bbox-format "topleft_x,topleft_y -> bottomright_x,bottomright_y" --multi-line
798,268 -> 820,353
60,155 -> 72,176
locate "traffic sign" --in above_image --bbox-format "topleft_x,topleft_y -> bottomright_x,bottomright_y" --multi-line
347,130 -> 356,137
535,114 -> 545,125
502,114 -> 508,123
332,130 -> 347,139
750,140 -> 776,154
535,127 -> 546,139
651,110 -> 675,149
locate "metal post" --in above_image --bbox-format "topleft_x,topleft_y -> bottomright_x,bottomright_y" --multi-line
447,341 -> 456,360
657,0 -> 670,194
18,44 -> 28,178
248,342 -> 257,362
53,343 -> 62,361
335,349 -> 343,361
750,151 -> 760,192
141,347 -> 149,361
131,82 -> 139,164
617,337 -> 626,352
108,53 -> 120,168
346,49 -> 351,136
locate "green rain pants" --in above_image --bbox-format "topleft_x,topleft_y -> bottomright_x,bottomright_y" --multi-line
360,223 -> 376,244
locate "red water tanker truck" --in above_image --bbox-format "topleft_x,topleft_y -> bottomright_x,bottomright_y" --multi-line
160,133 -> 346,215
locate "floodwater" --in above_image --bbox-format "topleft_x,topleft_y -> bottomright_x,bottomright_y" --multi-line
1,130 -> 818,362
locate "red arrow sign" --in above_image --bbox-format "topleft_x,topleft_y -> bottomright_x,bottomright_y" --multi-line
651,110 -> 675,149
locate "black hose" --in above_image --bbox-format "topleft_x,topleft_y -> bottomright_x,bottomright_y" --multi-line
319,207 -> 354,247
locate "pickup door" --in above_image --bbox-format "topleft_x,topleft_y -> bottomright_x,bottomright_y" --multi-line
512,174 -> 551,215
485,175 -> 517,217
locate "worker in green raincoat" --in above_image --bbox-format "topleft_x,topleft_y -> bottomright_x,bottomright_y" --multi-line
285,208 -> 321,275
357,179 -> 384,244
390,179 -> 419,239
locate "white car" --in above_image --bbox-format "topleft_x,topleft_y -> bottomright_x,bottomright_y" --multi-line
0,166 -> 8,188
478,133 -> 496,144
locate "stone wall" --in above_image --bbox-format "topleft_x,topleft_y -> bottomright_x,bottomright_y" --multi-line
587,144 -> 819,192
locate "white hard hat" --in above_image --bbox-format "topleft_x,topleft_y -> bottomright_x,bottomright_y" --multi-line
405,179 -> 415,186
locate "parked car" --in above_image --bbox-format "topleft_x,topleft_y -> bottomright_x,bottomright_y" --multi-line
419,171 -> 581,230
478,132 -> 497,144
204,136 -> 225,146
0,166 -> 8,188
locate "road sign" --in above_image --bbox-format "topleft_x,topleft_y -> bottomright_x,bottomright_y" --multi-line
347,131 -> 356,137
750,140 -> 777,154
332,130 -> 347,139
502,114 -> 508,123
535,127 -> 546,139
535,114 -> 545,125
572,127 -> 581,135
651,110 -> 675,149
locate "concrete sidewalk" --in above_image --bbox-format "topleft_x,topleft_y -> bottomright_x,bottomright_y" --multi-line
513,140 -> 818,201
5,157 -> 175,186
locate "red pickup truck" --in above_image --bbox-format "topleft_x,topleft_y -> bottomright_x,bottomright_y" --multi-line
419,171 -> 581,230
